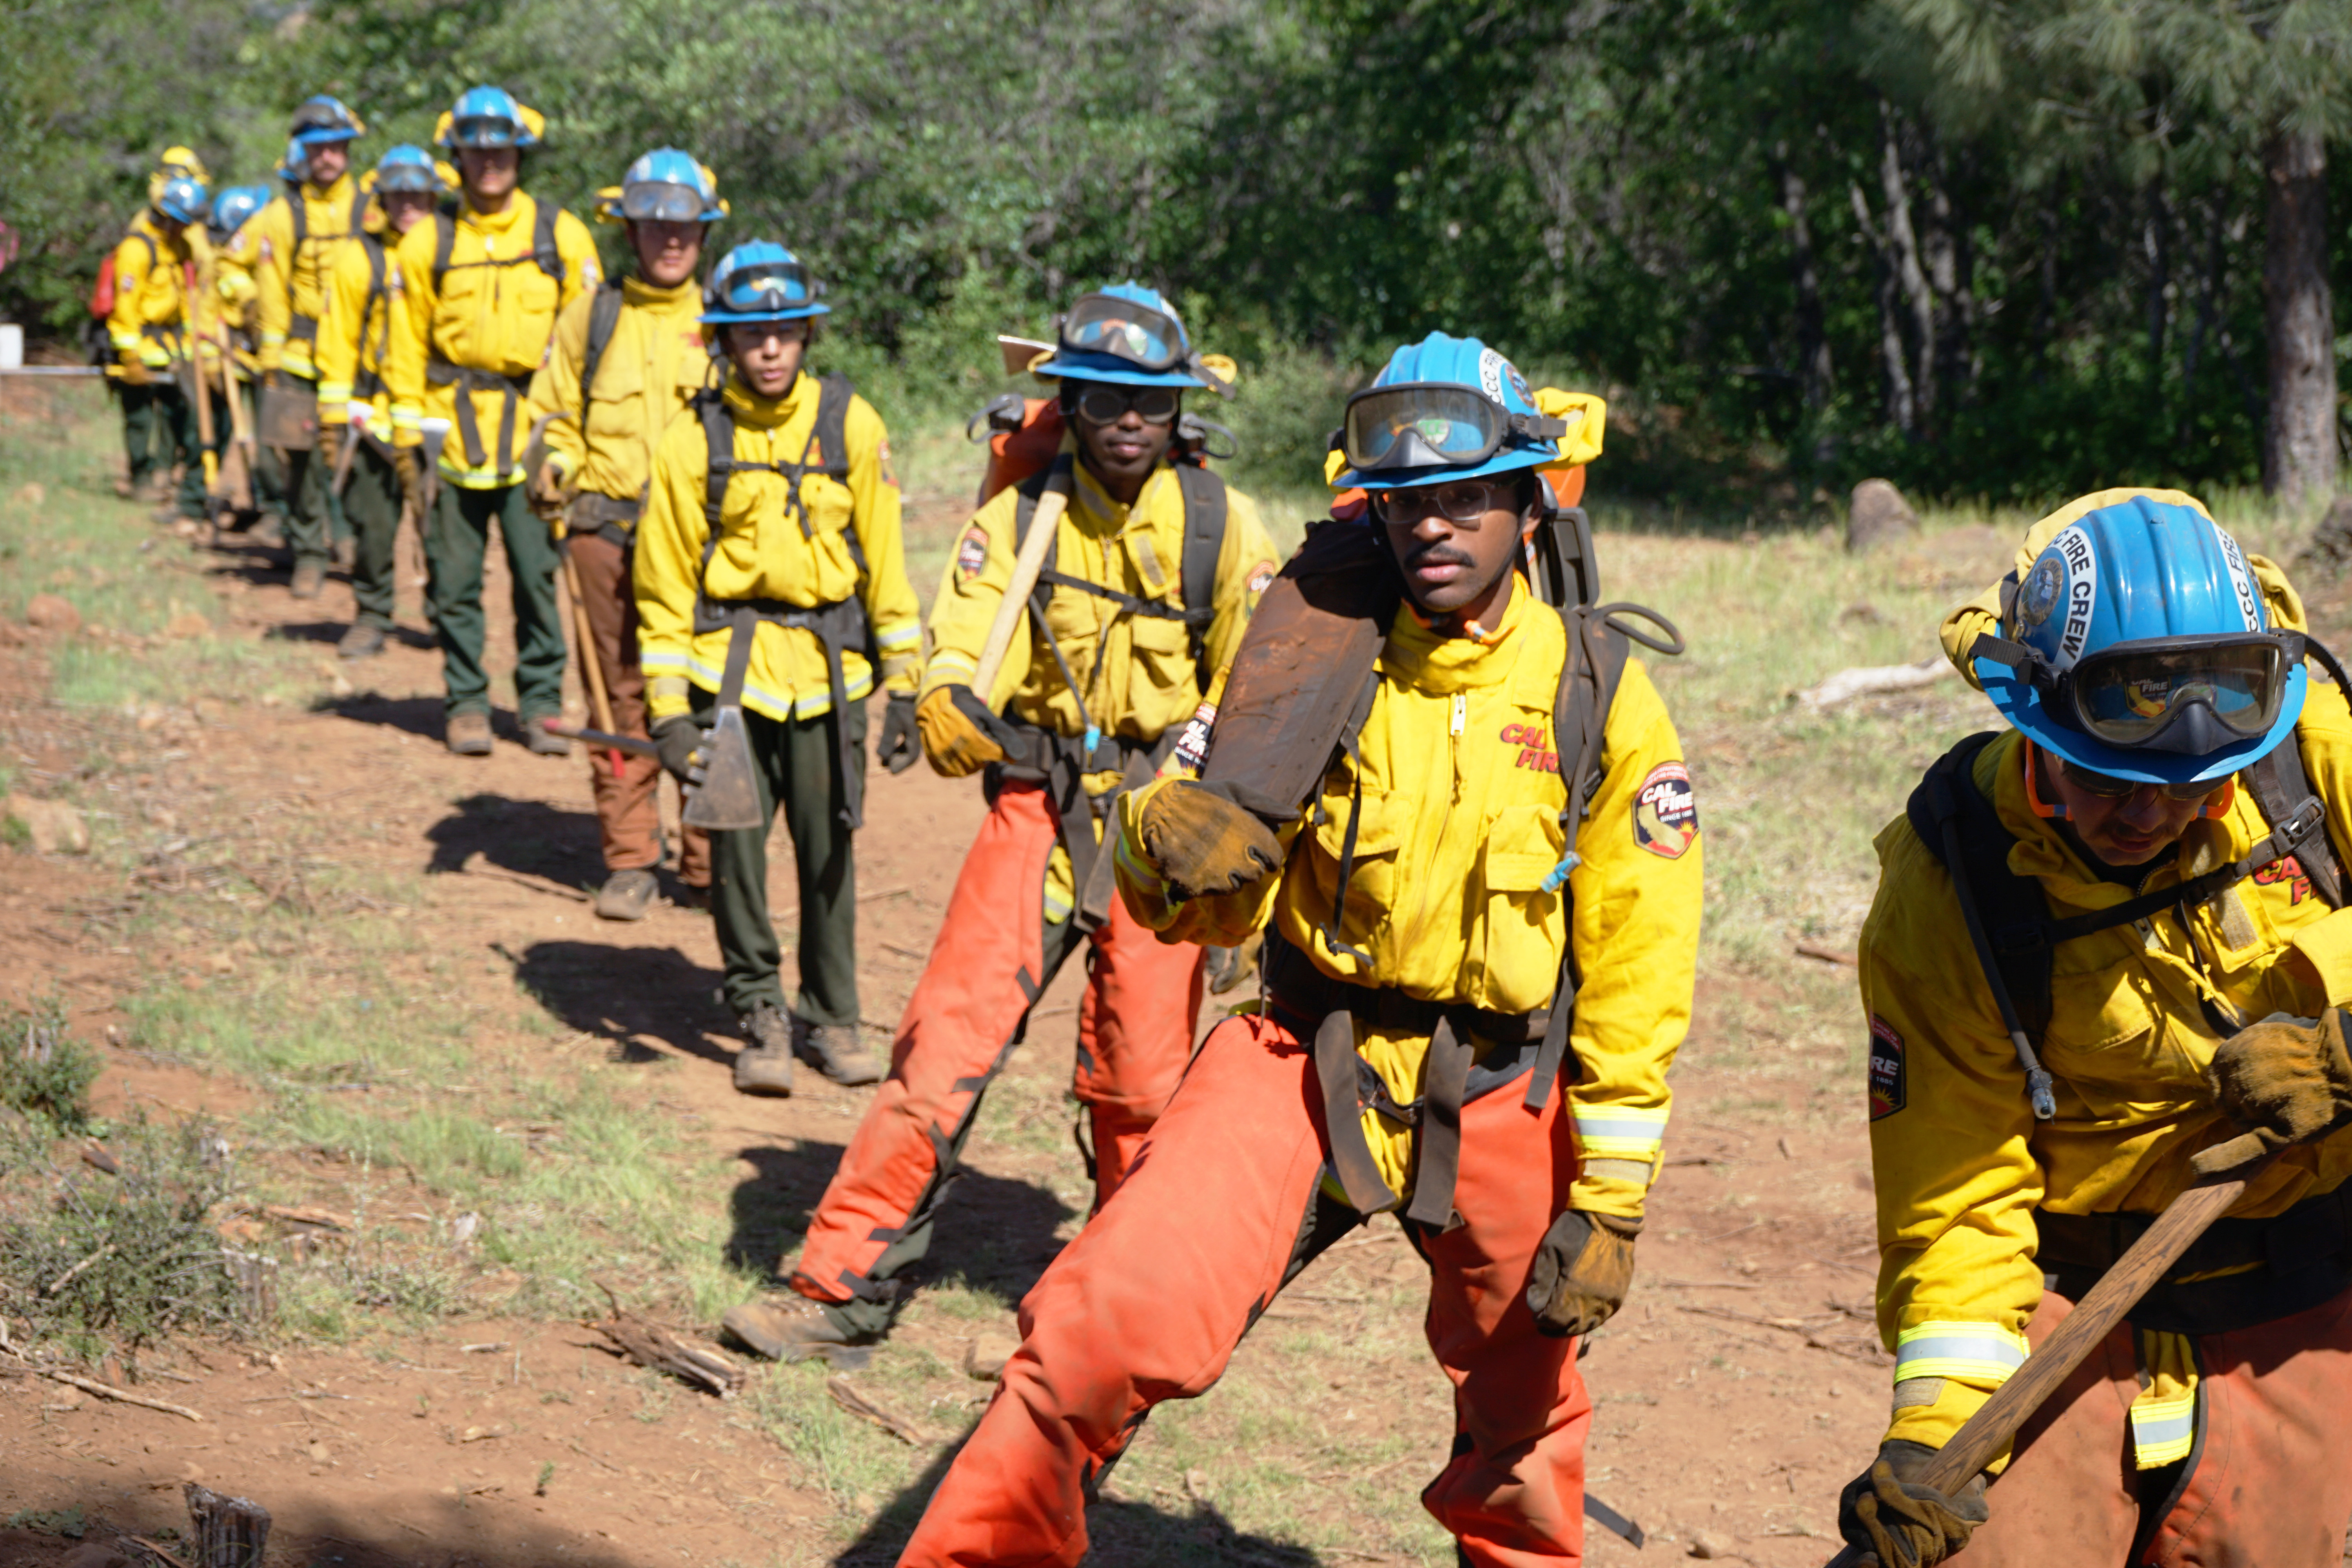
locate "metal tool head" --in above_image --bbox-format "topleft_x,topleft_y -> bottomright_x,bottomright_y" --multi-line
681,706 -> 763,831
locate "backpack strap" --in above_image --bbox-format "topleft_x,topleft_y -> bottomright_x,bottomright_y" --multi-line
578,280 -> 625,436
430,211 -> 456,296
352,233 -> 391,401
288,191 -> 307,253
1174,464 -> 1229,685
531,198 -> 565,283
811,374 -> 854,480
2242,722 -> 2349,909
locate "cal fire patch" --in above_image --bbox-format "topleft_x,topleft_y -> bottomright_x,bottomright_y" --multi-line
1246,560 -> 1277,595
878,436 -> 899,488
956,525 -> 990,582
1868,1015 -> 1906,1120
1168,701 -> 1217,776
1633,761 -> 1698,858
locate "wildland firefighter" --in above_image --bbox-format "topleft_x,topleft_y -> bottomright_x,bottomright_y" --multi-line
385,86 -> 600,756
245,96 -> 370,599
203,183 -> 275,526
887,332 -> 1703,1567
719,284 -> 1281,1366
524,149 -> 728,922
313,145 -> 449,661
105,171 -> 210,517
1837,490 -> 2352,1566
632,241 -> 919,1091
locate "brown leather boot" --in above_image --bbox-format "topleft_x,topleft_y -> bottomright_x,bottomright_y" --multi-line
733,1002 -> 795,1096
720,1294 -> 870,1363
445,711 -> 493,757
794,1017 -> 883,1087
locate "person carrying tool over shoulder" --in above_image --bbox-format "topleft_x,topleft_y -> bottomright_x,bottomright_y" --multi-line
107,171 -> 210,519
313,147 -> 446,663
386,86 -> 600,757
1834,490 -> 2352,1568
633,240 -> 919,1092
524,150 -> 726,922
717,283 -> 1281,1365
887,331 -> 1698,1567
247,97 -> 370,600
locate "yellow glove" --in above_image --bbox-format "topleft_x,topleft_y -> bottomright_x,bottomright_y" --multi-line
116,358 -> 153,387
1136,780 -> 1283,901
917,685 -> 1013,778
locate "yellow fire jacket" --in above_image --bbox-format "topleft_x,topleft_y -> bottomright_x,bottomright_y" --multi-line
384,192 -> 601,488
107,211 -> 194,371
313,223 -> 404,435
634,370 -> 922,724
250,174 -> 368,381
1117,579 -> 1704,1218
922,455 -> 1279,777
526,275 -> 713,505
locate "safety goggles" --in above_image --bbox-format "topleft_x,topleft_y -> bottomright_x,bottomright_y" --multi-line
2063,635 -> 2292,749
1059,295 -> 1186,372
292,105 -> 358,142
1071,385 -> 1180,425
449,115 -> 524,149
620,181 -> 709,223
375,165 -> 440,194
1343,382 -> 1565,475
715,259 -> 814,314
1367,479 -> 1519,527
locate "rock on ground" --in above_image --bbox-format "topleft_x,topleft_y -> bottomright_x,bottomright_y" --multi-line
1846,479 -> 1917,554
24,592 -> 80,633
5,793 -> 91,854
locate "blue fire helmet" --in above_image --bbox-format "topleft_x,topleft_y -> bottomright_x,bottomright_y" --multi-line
372,144 -> 445,195
1973,494 -> 2306,786
438,85 -> 542,150
207,184 -> 271,238
599,148 -> 726,224
290,95 -> 365,147
1029,283 -> 1228,392
1332,332 -> 1570,491
275,138 -> 308,183
154,177 -> 209,227
701,240 -> 828,325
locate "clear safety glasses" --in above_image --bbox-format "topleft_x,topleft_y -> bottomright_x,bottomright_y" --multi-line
2066,636 -> 2290,749
1342,382 -> 1563,475
2055,755 -> 2230,802
620,181 -> 709,223
1072,386 -> 1180,425
717,260 -> 814,314
1060,295 -> 1186,372
449,115 -> 523,149
1367,479 -> 1517,527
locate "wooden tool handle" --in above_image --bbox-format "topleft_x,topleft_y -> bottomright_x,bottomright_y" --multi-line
1820,1133 -> 2271,1567
969,461 -> 1073,702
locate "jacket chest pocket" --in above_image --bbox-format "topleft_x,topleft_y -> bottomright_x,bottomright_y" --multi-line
2040,960 -> 2208,1115
1472,801 -> 1571,1013
1309,779 -> 1401,948
1125,612 -> 1196,701
508,265 -> 560,336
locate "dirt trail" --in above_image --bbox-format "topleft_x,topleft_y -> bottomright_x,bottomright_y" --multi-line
1,508 -> 1889,1566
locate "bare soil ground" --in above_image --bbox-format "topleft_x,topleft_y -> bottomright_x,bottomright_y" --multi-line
0,403 -> 1973,1567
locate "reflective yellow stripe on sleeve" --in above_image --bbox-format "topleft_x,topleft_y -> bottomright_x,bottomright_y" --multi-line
2129,1389 -> 2196,1468
1892,1321 -> 2030,1384
877,622 -> 922,652
317,379 -> 353,403
927,648 -> 979,682
1571,1107 -> 1669,1162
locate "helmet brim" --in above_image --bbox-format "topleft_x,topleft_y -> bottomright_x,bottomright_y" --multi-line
1977,656 -> 2305,785
1029,352 -> 1207,389
700,303 -> 830,326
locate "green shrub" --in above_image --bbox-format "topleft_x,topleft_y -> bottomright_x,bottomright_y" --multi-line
0,998 -> 100,1134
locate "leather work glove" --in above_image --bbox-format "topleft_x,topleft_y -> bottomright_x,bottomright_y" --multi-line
1203,930 -> 1264,996
876,692 -> 920,775
1136,780 -> 1284,901
1526,1209 -> 1640,1337
2209,1009 -> 2352,1155
389,446 -> 421,509
652,715 -> 704,783
316,421 -> 343,473
117,358 -> 154,388
1836,1440 -> 1988,1568
527,459 -> 568,524
917,685 -> 1017,778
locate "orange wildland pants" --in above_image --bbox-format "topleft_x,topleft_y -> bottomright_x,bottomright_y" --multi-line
1945,1282 -> 2352,1566
895,1009 -> 1595,1568
566,531 -> 708,884
789,780 -> 1203,1327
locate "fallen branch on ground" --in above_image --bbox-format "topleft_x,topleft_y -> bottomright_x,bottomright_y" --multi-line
828,1374 -> 929,1444
1795,658 -> 1954,710
1795,940 -> 1858,966
583,1284 -> 743,1397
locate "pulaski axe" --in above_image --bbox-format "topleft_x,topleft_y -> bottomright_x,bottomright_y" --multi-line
680,605 -> 767,833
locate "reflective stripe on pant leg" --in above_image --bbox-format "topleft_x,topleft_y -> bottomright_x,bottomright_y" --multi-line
1940,1291 -> 2140,1566
788,783 -> 1061,1307
897,1012 -> 1328,1568
569,531 -> 662,871
1419,1069 -> 1588,1566
2149,1282 -> 2352,1567
1071,866 -> 1205,1202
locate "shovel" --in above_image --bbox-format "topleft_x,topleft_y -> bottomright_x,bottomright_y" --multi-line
1818,1130 -> 2274,1567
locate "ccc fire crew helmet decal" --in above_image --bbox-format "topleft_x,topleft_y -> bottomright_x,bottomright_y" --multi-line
1029,283 -> 1231,394
370,145 -> 446,195
154,177 -> 209,228
1335,333 -> 1570,492
207,185 -> 271,241
700,241 -> 828,325
436,86 -> 544,151
289,95 -> 365,147
1972,497 -> 2306,786
598,149 -> 727,225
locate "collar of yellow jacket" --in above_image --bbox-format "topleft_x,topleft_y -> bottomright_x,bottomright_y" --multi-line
1068,457 -> 1187,535
1983,728 -> 2258,913
720,368 -> 817,430
302,172 -> 357,207
621,274 -> 699,310
452,191 -> 536,240
1380,572 -> 1559,701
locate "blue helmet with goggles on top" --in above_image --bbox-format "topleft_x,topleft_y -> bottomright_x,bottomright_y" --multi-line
1029,283 -> 1231,394
207,185 -> 271,240
438,86 -> 541,150
154,177 -> 209,228
701,240 -> 828,325
1334,332 -> 1570,492
598,149 -> 727,225
370,144 -> 446,195
1973,495 -> 2309,787
290,95 -> 364,147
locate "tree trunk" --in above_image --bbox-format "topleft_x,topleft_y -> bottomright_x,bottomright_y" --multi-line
1879,103 -> 1936,422
2146,181 -> 2172,375
2263,125 -> 2336,503
1851,181 -> 1916,434
1777,147 -> 1832,408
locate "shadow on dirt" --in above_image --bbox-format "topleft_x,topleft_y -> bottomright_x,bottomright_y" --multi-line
508,938 -> 734,1067
828,1439 -> 1323,1567
421,793 -> 604,887
0,1501 -> 648,1568
315,690 -> 449,742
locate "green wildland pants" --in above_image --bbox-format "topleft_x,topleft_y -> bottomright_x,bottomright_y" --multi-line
424,479 -> 566,722
342,440 -> 403,630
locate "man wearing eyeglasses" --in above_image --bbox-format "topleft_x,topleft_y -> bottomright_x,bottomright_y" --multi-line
1828,490 -> 2352,1567
884,331 -> 1700,1566
717,283 -> 1279,1365
523,150 -> 728,923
